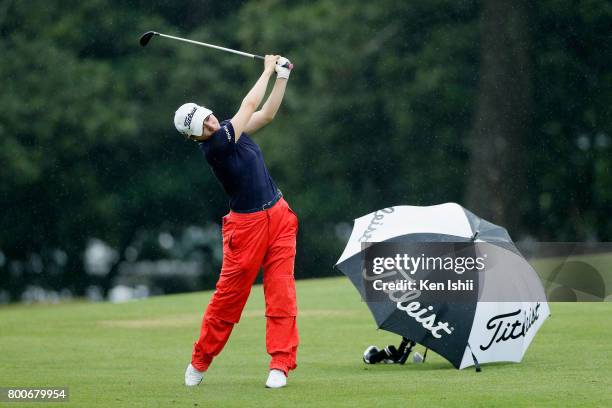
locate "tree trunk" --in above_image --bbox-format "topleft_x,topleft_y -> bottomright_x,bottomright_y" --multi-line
466,0 -> 534,233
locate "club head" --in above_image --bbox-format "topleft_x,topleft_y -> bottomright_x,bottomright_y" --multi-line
139,31 -> 158,47
413,352 -> 424,363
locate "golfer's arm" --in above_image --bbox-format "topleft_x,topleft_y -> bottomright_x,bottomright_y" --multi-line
231,70 -> 273,141
244,78 -> 288,134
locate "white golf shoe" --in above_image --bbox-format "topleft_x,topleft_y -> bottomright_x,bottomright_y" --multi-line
184,363 -> 204,386
265,369 -> 287,388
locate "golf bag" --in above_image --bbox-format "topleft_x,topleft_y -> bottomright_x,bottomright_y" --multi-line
363,337 -> 427,365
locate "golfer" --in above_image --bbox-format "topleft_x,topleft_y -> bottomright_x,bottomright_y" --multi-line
174,55 -> 298,388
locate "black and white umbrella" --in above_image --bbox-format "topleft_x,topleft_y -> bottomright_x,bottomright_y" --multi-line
335,203 -> 550,370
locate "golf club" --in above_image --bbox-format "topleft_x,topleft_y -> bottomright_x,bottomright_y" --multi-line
139,31 -> 293,69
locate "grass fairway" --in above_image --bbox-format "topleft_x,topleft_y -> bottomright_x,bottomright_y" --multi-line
0,277 -> 610,407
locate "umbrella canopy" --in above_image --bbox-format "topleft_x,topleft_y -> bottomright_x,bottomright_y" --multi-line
335,203 -> 550,369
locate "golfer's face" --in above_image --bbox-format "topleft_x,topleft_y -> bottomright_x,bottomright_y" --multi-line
203,114 -> 220,137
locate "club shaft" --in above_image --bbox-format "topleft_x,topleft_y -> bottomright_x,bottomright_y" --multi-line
158,33 -> 261,60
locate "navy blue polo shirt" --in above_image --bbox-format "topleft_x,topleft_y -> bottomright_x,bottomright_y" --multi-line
198,120 -> 279,211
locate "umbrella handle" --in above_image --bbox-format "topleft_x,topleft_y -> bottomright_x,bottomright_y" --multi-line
467,343 -> 482,372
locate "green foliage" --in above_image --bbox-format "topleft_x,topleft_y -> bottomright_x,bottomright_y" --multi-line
526,0 -> 612,239
0,0 -> 610,299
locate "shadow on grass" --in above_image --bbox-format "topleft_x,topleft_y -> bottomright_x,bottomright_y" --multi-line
361,361 -> 452,371
360,360 -> 521,372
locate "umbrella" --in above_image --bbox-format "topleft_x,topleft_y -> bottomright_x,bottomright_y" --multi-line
335,203 -> 550,370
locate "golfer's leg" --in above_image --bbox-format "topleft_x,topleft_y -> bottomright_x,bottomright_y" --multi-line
263,250 -> 299,374
191,314 -> 234,372
192,214 -> 268,371
263,203 -> 299,375
191,267 -> 257,372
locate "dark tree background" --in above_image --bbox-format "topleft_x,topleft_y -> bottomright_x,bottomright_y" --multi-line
0,0 -> 610,302
466,0 -> 533,230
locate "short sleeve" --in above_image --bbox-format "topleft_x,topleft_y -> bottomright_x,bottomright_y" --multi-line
202,120 -> 236,156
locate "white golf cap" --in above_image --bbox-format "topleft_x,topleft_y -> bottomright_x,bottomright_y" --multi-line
174,103 -> 213,137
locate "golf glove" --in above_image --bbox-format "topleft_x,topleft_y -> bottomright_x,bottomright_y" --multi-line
276,57 -> 292,79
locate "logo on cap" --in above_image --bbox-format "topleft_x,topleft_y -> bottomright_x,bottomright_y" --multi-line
184,106 -> 198,131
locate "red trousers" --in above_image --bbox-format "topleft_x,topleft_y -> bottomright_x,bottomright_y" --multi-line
191,198 -> 299,375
